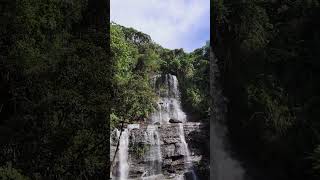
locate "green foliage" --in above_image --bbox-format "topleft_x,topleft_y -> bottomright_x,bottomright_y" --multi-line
214,0 -> 320,179
187,88 -> 203,108
247,80 -> 294,139
0,163 -> 29,180
238,1 -> 272,52
1,0 -> 109,179
172,44 -> 210,118
111,24 -> 138,85
110,24 -> 161,127
130,143 -> 150,158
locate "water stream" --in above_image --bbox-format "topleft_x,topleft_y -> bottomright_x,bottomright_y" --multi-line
150,74 -> 186,124
114,129 -> 130,180
111,74 -> 197,180
143,125 -> 162,177
178,123 -> 198,180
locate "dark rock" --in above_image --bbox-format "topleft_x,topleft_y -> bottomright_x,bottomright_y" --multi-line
154,122 -> 160,125
185,171 -> 197,180
110,122 -> 207,179
168,169 -> 175,173
169,119 -> 182,123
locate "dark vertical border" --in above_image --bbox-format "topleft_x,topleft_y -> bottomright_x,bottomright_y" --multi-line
83,0 -> 111,178
105,0 -> 111,178
104,0 -> 111,178
210,0 -> 214,179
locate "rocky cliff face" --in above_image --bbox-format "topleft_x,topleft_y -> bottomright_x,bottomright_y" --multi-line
110,74 -> 208,180
110,122 -> 207,179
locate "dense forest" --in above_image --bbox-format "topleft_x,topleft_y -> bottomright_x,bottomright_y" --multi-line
0,1 -> 209,179
0,0 -> 110,179
213,0 -> 320,179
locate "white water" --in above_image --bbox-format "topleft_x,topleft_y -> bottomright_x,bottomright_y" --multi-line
152,74 -> 197,179
150,74 -> 186,124
112,74 -> 197,180
116,129 -> 130,180
179,124 -> 198,180
143,125 -> 162,176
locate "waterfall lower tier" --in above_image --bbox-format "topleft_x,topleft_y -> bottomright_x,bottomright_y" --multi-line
178,124 -> 197,180
110,129 -> 130,180
111,123 -> 206,179
142,125 -> 162,177
119,129 -> 129,180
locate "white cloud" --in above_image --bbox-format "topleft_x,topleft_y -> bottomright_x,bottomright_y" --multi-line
111,0 -> 210,52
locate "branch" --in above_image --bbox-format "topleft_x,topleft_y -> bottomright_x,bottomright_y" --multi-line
109,121 -> 125,177
244,111 -> 267,127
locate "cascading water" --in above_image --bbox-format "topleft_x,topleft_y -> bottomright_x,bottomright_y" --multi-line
111,129 -> 130,180
142,125 -> 162,177
151,74 -> 197,179
150,74 -> 186,124
118,129 -> 129,180
178,124 -> 198,180
111,74 -> 198,180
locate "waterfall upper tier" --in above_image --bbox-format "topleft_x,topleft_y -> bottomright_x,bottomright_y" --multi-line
150,74 -> 187,124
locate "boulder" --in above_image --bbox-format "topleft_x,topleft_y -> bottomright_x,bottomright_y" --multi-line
169,119 -> 182,123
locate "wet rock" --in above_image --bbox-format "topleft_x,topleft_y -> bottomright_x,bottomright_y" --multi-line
163,158 -> 173,166
162,144 -> 176,157
110,123 -> 208,179
174,143 -> 188,156
169,118 -> 182,123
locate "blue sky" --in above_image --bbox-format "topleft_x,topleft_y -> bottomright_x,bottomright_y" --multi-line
110,0 -> 210,52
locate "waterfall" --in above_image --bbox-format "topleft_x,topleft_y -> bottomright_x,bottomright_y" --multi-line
111,74 -> 199,180
152,74 -> 197,179
143,125 -> 162,177
150,74 -> 186,124
179,124 -> 198,180
210,49 -> 245,180
116,129 -> 130,180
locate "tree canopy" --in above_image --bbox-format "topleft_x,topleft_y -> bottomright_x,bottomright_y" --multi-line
213,0 -> 320,179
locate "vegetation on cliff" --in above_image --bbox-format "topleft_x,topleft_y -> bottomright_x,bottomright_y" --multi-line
110,23 -> 210,127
